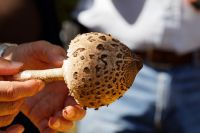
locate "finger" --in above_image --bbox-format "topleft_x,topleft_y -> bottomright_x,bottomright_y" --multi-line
48,116 -> 73,132
5,124 -> 24,133
63,96 -> 86,121
38,119 -> 55,133
0,80 -> 45,101
62,105 -> 86,121
0,99 -> 24,116
43,128 -> 56,133
0,114 -> 17,127
32,41 -> 67,67
0,58 -> 23,75
46,45 -> 66,67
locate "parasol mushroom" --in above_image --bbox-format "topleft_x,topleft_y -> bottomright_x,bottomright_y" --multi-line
14,32 -> 143,109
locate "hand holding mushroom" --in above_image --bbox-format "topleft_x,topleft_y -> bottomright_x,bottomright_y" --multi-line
2,41 -> 86,132
14,32 -> 143,109
0,57 -> 44,130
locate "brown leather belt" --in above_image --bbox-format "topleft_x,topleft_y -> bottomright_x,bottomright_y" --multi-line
134,49 -> 200,69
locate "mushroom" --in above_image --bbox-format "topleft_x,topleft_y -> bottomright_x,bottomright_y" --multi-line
14,32 -> 143,109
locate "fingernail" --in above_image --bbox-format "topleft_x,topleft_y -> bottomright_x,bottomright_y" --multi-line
63,107 -> 75,119
54,55 -> 65,61
58,55 -> 66,61
51,56 -> 65,67
63,110 -> 68,117
57,56 -> 66,63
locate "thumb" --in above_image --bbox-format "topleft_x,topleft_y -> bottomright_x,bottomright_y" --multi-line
35,41 -> 66,67
0,58 -> 23,75
5,124 -> 24,133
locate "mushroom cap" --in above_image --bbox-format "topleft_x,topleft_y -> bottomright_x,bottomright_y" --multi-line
63,32 -> 143,108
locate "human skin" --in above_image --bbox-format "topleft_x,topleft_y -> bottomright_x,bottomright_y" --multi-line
1,41 -> 86,133
0,58 -> 45,132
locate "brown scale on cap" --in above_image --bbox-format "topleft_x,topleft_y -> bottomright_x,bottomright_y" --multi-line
14,32 -> 143,109
63,32 -> 143,108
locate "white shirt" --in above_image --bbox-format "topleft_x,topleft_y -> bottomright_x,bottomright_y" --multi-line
74,0 -> 200,54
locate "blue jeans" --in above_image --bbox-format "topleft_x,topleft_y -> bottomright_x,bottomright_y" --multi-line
77,64 -> 200,133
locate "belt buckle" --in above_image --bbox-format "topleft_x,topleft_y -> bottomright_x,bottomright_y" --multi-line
193,50 -> 200,66
146,48 -> 172,69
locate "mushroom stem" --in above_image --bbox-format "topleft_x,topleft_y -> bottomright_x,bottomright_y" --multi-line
14,68 -> 64,82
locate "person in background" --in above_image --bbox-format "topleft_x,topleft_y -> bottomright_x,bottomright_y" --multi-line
0,0 -> 86,133
73,0 -> 200,133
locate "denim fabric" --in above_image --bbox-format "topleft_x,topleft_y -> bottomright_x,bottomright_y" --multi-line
77,64 -> 200,133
